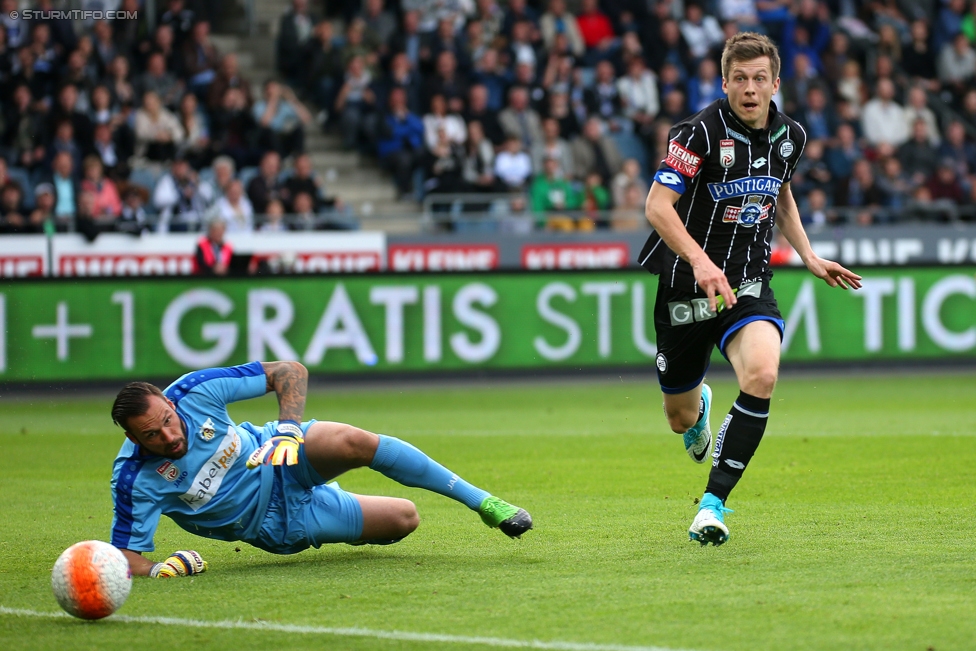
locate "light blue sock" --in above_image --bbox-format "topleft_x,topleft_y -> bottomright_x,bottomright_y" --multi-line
369,435 -> 489,510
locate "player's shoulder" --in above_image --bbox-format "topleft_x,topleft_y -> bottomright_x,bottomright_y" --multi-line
671,100 -> 726,135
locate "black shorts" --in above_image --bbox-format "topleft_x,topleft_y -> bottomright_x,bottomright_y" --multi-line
653,276 -> 785,394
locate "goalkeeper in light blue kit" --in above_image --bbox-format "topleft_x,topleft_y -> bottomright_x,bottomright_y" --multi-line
109,361 -> 532,577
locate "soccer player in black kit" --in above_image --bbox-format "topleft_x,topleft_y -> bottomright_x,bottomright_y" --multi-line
641,33 -> 862,545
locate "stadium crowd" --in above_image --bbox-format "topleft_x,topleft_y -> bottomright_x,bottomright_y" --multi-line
2,0 -> 976,237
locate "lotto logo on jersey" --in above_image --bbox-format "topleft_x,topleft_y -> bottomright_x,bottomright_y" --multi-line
665,141 -> 702,177
156,461 -> 181,482
723,195 -> 770,226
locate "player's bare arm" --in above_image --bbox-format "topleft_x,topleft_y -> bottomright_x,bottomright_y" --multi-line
646,182 -> 737,313
261,360 -> 308,423
776,182 -> 862,290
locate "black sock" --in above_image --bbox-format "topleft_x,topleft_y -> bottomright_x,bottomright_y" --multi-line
705,391 -> 770,503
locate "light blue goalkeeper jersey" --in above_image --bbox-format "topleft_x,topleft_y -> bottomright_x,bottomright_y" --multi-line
110,362 -> 275,552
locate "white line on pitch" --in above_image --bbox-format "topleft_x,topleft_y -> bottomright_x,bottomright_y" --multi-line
0,606 -> 697,651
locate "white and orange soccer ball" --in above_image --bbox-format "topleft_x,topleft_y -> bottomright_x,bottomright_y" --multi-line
51,541 -> 132,620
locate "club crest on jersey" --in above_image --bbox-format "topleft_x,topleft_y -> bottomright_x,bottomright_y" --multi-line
778,139 -> 795,160
719,139 -> 735,168
199,417 -> 215,441
156,461 -> 181,482
665,141 -> 702,177
723,195 -> 770,226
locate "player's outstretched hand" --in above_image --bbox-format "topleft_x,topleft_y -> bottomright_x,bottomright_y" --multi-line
246,420 -> 305,469
150,550 -> 208,578
692,255 -> 737,314
806,256 -> 862,290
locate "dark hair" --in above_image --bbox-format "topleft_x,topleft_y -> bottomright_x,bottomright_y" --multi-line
111,382 -> 164,430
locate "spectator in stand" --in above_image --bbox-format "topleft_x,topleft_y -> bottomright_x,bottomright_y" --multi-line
260,199 -> 287,232
46,151 -> 80,228
118,185 -> 150,234
214,179 -> 254,233
277,0 -> 318,84
210,156 -> 236,198
290,191 -> 318,230
546,90 -> 581,141
585,60 -> 625,130
791,138 -> 833,198
29,184 -> 57,233
877,156 -> 914,216
680,2 -> 723,64
158,0 -> 195,48
361,0 -> 398,52
146,24 -> 182,78
501,0 -> 539,38
938,32 -> 976,100
577,0 -> 617,64
427,17 -> 470,74
423,127 -> 466,195
580,172 -> 610,224
719,0 -> 762,31
861,79 -> 909,148
27,23 -> 59,91
4,83 -> 46,176
114,0 -> 148,62
178,92 -> 212,170
531,118 -> 574,181
341,19 -> 378,75
389,10 -> 424,73
610,182 -> 649,231
461,121 -> 499,193
902,20 -> 939,90
504,19 -> 540,71
181,20 -> 219,97
48,83 -> 94,157
206,53 -> 253,113
926,159 -> 967,206
333,56 -> 376,151
826,123 -> 863,180
899,118 -> 941,186
499,86 -> 543,151
193,218 -> 231,276
611,158 -> 648,209
211,87 -> 259,170
306,20 -> 343,120
464,85 -> 505,147
660,88 -> 688,124
687,57 -> 724,114
494,136 -> 533,190
423,93 -> 466,150
135,90 -> 185,162
282,152 -> 342,213
617,55 -> 659,146
463,19 -> 489,70
80,155 -> 122,220
540,0 -> 584,59
647,19 -> 693,81
513,60 -> 547,115
374,52 -> 423,119
74,188 -> 117,240
153,155 -> 214,232
835,159 -> 886,224
959,88 -> 976,133
46,121 -> 83,177
253,79 -> 313,159
105,54 -> 136,110
471,49 -> 510,113
247,150 -> 284,215
530,155 -> 578,215
938,120 -> 976,180
781,52 -> 816,116
473,0 -> 505,46
902,85 -> 940,146
801,187 -> 831,227
423,51 -> 468,113
0,182 -> 29,234
572,118 -> 623,184
89,85 -> 119,127
797,86 -> 838,143
92,20 -> 118,79
377,87 -> 424,199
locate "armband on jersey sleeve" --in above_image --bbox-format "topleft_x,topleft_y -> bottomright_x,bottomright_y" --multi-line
654,167 -> 688,194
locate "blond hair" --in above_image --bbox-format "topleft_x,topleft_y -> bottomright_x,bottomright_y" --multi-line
721,32 -> 781,81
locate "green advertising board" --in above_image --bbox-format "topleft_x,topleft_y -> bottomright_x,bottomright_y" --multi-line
1,268 -> 974,382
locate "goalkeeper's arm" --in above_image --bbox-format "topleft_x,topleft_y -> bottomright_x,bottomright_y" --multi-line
260,361 -> 308,424
120,548 -> 208,578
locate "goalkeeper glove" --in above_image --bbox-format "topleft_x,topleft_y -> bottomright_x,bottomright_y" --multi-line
149,550 -> 208,578
246,420 -> 304,469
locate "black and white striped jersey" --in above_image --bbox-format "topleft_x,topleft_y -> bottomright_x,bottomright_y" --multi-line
639,98 -> 807,292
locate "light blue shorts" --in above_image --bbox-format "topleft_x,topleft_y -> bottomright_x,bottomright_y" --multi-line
244,420 -> 365,554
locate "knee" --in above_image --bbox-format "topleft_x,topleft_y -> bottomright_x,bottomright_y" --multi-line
333,425 -> 380,464
741,367 -> 778,398
396,499 -> 420,535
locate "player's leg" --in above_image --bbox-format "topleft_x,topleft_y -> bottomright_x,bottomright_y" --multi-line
352,494 -> 420,544
691,319 -> 781,546
301,421 -> 532,538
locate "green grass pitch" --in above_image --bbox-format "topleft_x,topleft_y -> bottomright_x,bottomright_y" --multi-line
1,372 -> 975,651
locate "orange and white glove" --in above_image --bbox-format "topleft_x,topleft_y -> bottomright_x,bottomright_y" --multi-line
246,420 -> 304,469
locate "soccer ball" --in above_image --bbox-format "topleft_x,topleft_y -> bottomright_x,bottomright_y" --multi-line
51,541 -> 132,620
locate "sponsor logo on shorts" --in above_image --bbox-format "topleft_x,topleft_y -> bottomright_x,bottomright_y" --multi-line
668,299 -> 718,326
199,417 -> 215,441
719,139 -> 735,168
737,281 -> 763,299
778,139 -> 795,160
156,461 -> 180,481
665,141 -> 702,177
656,353 -> 668,373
